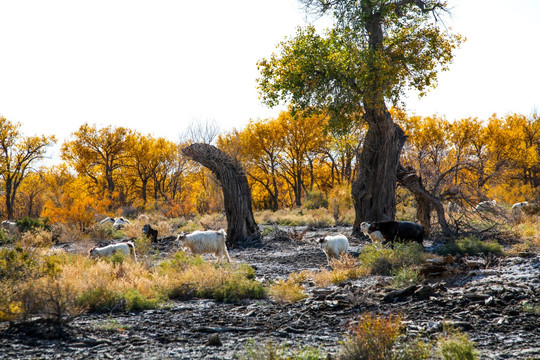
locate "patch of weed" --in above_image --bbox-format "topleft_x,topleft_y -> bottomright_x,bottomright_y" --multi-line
437,236 -> 503,257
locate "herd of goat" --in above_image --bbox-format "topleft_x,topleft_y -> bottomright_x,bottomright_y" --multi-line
0,200 -> 534,264
87,219 -> 422,264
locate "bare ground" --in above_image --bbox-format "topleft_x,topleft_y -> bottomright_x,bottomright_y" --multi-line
1,226 -> 539,359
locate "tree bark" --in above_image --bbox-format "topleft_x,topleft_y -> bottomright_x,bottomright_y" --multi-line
397,164 -> 453,237
351,114 -> 407,236
182,143 -> 260,245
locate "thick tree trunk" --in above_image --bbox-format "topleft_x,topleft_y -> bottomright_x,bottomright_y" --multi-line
351,109 -> 407,236
5,179 -> 14,220
182,143 -> 260,246
397,164 -> 453,237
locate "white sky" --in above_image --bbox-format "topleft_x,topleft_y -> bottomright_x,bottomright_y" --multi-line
0,0 -> 539,151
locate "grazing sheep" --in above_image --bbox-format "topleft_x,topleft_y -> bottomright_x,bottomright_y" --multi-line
98,217 -> 115,226
113,217 -> 131,229
1,220 -> 20,239
360,222 -> 384,243
98,216 -> 131,230
368,221 -> 424,246
318,232 -> 349,262
142,224 -> 158,242
89,241 -> 137,261
177,229 -> 231,262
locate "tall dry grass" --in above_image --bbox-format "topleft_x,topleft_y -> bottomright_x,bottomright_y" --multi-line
0,244 -> 265,323
255,208 -> 335,227
268,271 -> 309,303
311,254 -> 363,288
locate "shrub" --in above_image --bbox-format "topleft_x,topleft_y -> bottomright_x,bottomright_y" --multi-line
437,236 -> 503,257
391,267 -> 421,289
392,339 -> 431,360
161,258 -> 266,303
339,312 -> 432,360
0,246 -> 39,282
16,217 -> 51,233
19,228 -> 55,248
0,247 -> 80,322
239,340 -> 326,360
328,184 -> 353,225
121,222 -> 142,239
77,286 -> 122,313
93,318 -> 130,332
255,208 -> 334,227
311,254 -> 361,287
0,230 -> 13,245
158,251 -> 205,272
304,208 -> 335,227
437,329 -> 479,360
199,213 -> 227,230
177,219 -> 203,233
179,262 -> 266,302
340,313 -> 402,360
522,301 -> 540,315
87,223 -> 113,241
0,269 -> 85,323
269,275 -> 307,303
30,277 -> 85,323
63,255 -> 166,313
123,289 -> 163,311
1,248 -> 267,322
304,190 -> 328,210
134,235 -> 153,258
358,243 -> 427,276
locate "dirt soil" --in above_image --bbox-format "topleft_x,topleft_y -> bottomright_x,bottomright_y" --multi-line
1,226 -> 539,359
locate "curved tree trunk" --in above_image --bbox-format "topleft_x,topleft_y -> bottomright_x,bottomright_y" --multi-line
182,143 -> 260,246
351,112 -> 407,236
397,164 -> 453,237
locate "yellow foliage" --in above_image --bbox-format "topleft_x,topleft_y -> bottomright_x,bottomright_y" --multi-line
42,172 -> 110,230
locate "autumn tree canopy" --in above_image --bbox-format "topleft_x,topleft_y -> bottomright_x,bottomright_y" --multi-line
61,123 -> 130,205
2,110 -> 540,235
0,116 -> 56,219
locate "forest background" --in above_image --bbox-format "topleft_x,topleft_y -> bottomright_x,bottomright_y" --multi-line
1,108 -> 538,234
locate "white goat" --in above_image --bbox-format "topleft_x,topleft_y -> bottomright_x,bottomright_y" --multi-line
89,241 -> 137,261
98,217 -> 115,226
98,216 -> 131,230
1,220 -> 20,239
318,232 -> 349,262
113,217 -> 131,229
177,229 -> 231,262
360,222 -> 384,243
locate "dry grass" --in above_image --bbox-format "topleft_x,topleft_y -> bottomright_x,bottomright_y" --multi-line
311,254 -> 363,288
340,313 -> 403,360
239,340 -> 327,360
268,271 -> 309,303
508,218 -> 540,254
358,243 -> 429,276
328,184 -> 354,225
437,326 -> 480,360
160,257 -> 265,302
0,245 -> 265,322
19,229 -> 55,248
199,213 -> 227,230
255,208 -> 335,227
